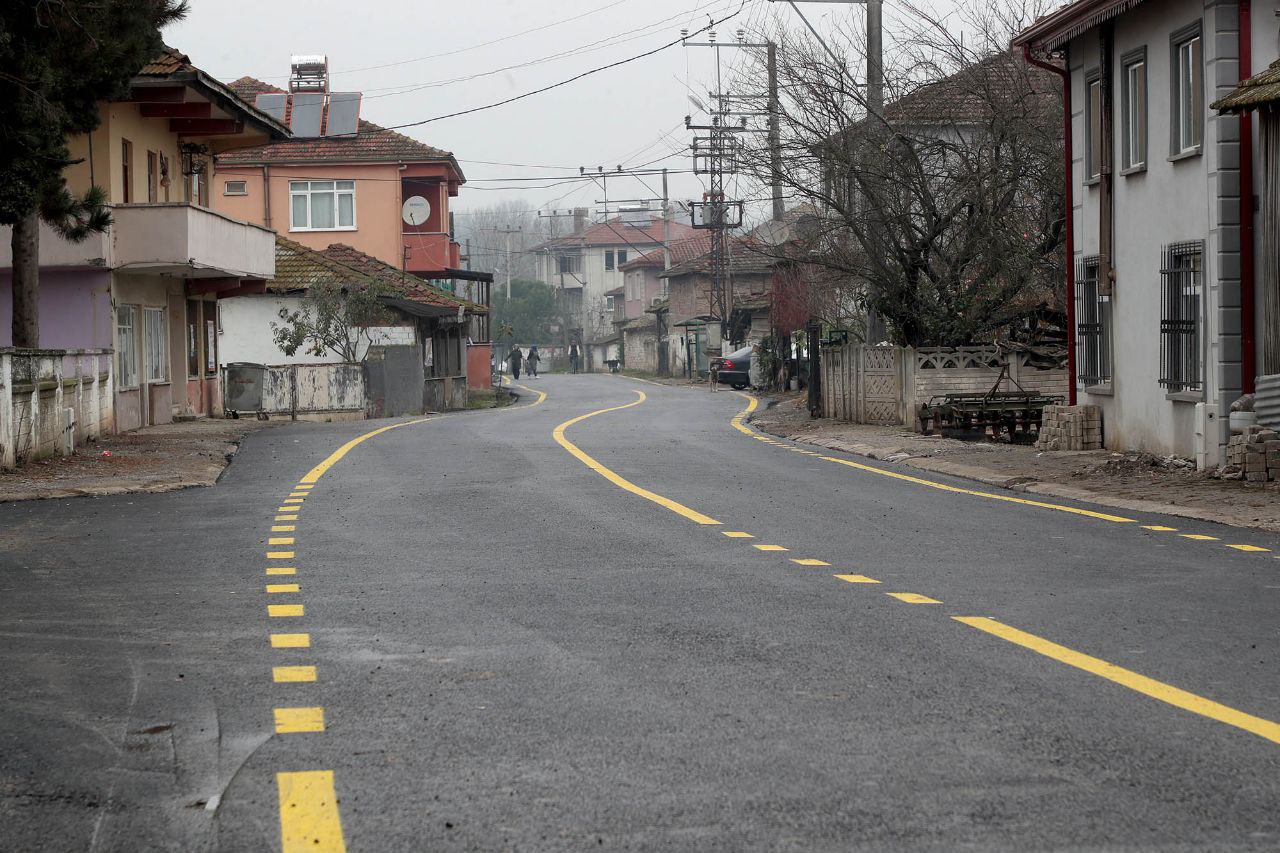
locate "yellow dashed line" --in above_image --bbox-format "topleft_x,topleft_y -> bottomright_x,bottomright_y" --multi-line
722,531 -> 755,538
277,771 -> 346,853
267,566 -> 297,576
834,574 -> 881,584
269,537 -> 295,546
790,558 -> 831,566
274,707 -> 325,733
269,604 -> 304,617
753,544 -> 789,551
1142,525 -> 1178,532
277,507 -> 298,514
1226,544 -> 1270,552
294,484 -> 314,490
267,551 -> 295,559
267,583 -> 301,594
272,525 -> 296,532
886,592 -> 942,604
1181,534 -> 1219,541
273,666 -> 318,683
284,498 -> 305,505
276,514 -> 299,521
288,492 -> 308,498
271,633 -> 311,648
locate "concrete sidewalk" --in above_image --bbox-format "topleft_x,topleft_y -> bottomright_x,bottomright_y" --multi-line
750,393 -> 1280,533
0,418 -> 277,502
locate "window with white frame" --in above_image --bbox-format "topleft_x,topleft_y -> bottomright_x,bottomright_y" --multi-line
116,305 -> 139,389
1159,241 -> 1203,393
224,180 -> 248,196
143,307 -> 168,383
1172,28 -> 1203,154
1086,74 -> 1102,181
289,180 -> 356,230
1121,51 -> 1147,170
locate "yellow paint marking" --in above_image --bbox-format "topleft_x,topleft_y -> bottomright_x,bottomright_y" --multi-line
277,507 -> 298,514
955,616 -> 1280,744
272,525 -> 296,532
271,633 -> 311,648
300,416 -> 437,483
753,544 -> 788,552
1226,544 -> 1270,552
1181,534 -> 1219,541
507,382 -> 549,406
552,392 -> 720,525
269,537 -> 295,546
886,592 -> 942,604
277,770 -> 347,853
1142,525 -> 1178,532
729,392 -> 1137,524
276,514 -> 299,521
267,551 -> 295,559
267,566 -> 297,576
294,484 -> 314,490
269,604 -> 304,617
835,574 -> 881,584
288,492 -> 307,498
284,498 -> 305,504
267,583 -> 301,593
790,558 -> 831,566
273,706 -> 325,733
273,665 -> 317,683
722,531 -> 755,538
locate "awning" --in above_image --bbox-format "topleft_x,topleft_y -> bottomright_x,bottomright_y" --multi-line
380,296 -> 458,319
1212,58 -> 1280,113
441,267 -> 495,283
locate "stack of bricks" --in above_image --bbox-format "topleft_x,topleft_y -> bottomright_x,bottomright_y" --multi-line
1225,426 -> 1280,482
1035,404 -> 1103,451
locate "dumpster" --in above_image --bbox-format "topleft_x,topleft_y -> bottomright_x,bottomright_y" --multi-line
223,362 -> 267,419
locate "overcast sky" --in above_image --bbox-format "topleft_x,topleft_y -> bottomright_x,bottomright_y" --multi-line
165,0 -> 968,219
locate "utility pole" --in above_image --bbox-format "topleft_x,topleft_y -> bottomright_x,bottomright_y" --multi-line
494,226 -> 521,299
767,41 -> 784,222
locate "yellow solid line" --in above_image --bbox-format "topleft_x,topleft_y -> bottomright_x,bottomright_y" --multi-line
300,417 -> 436,483
1142,525 -> 1178,531
267,567 -> 297,576
269,537 -> 295,546
273,665 -> 317,683
954,616 -> 1280,744
269,604 -> 304,617
272,525 -> 296,532
267,551 -> 295,559
753,544 -> 788,552
1181,534 -> 1219,541
267,583 -> 301,593
552,391 -> 720,525
790,558 -> 830,566
834,574 -> 881,584
729,392 -> 1137,525
886,592 -> 942,604
271,633 -> 311,648
507,382 -> 548,406
1226,544 -> 1270,552
274,707 -> 325,733
722,531 -> 755,538
277,770 -> 347,853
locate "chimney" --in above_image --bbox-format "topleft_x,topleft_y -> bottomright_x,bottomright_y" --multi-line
573,207 -> 589,235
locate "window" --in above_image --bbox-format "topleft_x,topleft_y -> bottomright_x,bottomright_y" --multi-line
224,180 -> 248,196
206,318 -> 217,375
159,153 -> 170,202
1121,51 -> 1147,170
121,139 -> 133,203
604,250 -> 615,271
1076,256 -> 1112,386
1172,28 -> 1203,154
1159,241 -> 1203,393
289,180 -> 356,230
186,171 -> 207,206
556,253 -> 582,275
116,305 -> 138,388
1086,75 -> 1102,181
606,295 -> 616,312
146,151 -> 158,203
186,299 -> 200,378
143,307 -> 168,383
617,250 -> 627,266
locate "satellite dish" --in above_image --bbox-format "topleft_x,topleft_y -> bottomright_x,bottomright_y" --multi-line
688,94 -> 707,113
402,195 -> 431,226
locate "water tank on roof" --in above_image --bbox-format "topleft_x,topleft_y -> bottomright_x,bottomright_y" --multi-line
289,54 -> 329,94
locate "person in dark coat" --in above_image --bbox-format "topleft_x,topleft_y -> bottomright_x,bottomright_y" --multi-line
569,343 -> 581,374
507,345 -> 523,381
526,345 -> 541,378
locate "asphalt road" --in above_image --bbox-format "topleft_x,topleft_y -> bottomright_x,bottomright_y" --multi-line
1,372 -> 1277,852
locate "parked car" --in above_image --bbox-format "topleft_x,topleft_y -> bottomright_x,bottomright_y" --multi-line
713,345 -> 752,390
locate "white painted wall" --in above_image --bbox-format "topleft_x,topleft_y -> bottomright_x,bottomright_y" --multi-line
218,293 -> 417,366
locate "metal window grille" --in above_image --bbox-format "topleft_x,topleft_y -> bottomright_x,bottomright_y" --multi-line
1159,241 -> 1202,392
1075,257 -> 1111,385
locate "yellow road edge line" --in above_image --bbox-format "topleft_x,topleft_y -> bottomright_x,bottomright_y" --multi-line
300,417 -> 437,484
273,665 -> 318,683
271,633 -> 311,648
834,574 -> 881,584
507,382 -> 548,406
552,391 -> 721,525
886,592 -> 942,604
273,707 -> 325,733
728,392 -> 1137,525
954,616 -> 1280,744
277,770 -> 347,853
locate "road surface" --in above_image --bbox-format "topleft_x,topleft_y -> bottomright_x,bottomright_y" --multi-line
1,373 -> 1277,851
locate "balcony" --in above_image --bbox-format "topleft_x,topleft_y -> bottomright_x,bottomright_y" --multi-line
404,232 -> 461,276
0,204 -> 275,280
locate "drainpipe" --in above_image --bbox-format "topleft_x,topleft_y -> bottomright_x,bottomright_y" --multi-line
1238,0 -> 1255,393
262,164 -> 272,229
1023,43 -> 1077,405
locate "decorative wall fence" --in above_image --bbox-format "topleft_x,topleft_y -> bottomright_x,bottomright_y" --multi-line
1,348 -> 114,469
821,345 -> 1069,428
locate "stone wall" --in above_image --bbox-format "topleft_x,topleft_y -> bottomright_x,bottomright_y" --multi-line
1,349 -> 114,469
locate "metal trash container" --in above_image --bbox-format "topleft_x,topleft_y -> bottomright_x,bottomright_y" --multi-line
223,362 -> 267,419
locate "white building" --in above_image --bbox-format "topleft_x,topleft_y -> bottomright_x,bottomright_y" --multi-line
1016,0 -> 1278,465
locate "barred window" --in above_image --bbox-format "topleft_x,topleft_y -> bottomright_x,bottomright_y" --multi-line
1075,256 -> 1111,386
1159,241 -> 1202,393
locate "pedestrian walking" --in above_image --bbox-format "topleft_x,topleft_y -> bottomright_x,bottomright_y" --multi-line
569,343 -> 581,374
526,345 -> 541,378
507,344 -> 523,381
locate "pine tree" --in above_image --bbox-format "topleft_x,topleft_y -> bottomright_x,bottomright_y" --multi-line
0,1 -> 187,347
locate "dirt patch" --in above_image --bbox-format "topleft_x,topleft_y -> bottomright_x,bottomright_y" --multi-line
0,418 -> 277,502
